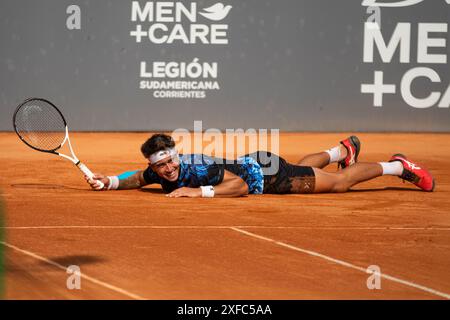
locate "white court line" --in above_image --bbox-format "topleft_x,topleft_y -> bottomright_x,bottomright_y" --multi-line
0,241 -> 146,300
2,225 -> 450,231
230,227 -> 450,300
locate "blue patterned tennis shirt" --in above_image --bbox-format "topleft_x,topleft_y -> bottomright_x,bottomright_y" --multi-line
143,154 -> 265,194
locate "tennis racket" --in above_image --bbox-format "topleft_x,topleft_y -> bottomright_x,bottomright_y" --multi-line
13,98 -> 104,189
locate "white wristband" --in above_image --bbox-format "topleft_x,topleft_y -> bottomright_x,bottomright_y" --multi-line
200,185 -> 215,198
107,176 -> 120,190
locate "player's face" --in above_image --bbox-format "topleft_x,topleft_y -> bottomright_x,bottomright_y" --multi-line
151,156 -> 180,182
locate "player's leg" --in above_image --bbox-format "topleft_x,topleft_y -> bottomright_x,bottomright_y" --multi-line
309,154 -> 434,193
312,163 -> 383,193
297,136 -> 361,169
263,153 -> 366,194
296,145 -> 347,168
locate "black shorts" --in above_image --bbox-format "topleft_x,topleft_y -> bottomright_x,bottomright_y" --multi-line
246,151 -> 316,194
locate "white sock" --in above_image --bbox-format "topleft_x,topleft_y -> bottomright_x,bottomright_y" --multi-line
325,146 -> 341,164
379,161 -> 403,176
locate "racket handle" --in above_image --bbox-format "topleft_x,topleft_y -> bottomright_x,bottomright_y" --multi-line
77,162 -> 105,189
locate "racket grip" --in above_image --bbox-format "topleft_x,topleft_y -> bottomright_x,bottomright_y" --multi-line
77,162 -> 105,189
77,162 -> 94,178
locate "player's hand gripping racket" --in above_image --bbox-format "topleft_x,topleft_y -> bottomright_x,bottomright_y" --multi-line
13,98 -> 104,190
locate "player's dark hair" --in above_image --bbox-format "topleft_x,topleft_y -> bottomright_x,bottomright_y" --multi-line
141,133 -> 175,158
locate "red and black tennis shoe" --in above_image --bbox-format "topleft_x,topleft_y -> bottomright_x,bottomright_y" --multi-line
389,154 -> 435,192
338,136 -> 361,169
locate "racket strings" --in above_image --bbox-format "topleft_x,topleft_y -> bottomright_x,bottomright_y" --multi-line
14,100 -> 67,151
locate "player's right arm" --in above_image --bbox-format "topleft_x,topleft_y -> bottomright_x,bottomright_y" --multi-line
86,170 -> 148,191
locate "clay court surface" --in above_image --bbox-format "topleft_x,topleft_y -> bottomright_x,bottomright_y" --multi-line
1,132 -> 449,299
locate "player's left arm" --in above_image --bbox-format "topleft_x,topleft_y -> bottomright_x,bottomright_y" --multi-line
167,170 -> 248,198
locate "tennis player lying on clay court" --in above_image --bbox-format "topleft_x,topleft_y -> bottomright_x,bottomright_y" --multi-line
85,133 -> 435,197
